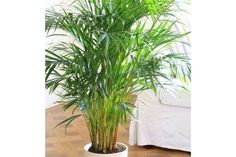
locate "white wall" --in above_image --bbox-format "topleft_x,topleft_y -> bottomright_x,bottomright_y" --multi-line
45,0 -> 63,108
45,0 -> 76,108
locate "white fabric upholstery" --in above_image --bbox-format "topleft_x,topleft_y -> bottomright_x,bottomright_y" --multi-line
129,89 -> 191,152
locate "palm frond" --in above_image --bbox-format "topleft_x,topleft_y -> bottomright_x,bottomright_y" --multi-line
45,0 -> 191,152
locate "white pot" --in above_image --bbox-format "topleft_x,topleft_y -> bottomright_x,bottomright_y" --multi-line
83,142 -> 128,157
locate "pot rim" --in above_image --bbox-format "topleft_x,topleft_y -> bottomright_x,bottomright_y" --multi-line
84,142 -> 128,155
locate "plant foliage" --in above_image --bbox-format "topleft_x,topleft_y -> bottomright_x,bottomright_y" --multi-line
45,0 -> 190,153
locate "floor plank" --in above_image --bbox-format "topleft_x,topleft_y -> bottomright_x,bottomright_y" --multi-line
46,104 -> 191,157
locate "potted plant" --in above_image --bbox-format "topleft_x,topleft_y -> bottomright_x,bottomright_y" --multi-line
45,0 -> 190,156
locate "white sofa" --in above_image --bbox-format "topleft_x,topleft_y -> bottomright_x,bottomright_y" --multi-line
129,88 -> 191,152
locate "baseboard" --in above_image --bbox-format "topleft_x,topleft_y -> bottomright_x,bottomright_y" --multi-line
45,102 -> 60,109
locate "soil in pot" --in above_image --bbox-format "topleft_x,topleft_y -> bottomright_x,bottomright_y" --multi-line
88,144 -> 126,154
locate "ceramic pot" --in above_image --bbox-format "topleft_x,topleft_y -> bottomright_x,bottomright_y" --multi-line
83,142 -> 128,157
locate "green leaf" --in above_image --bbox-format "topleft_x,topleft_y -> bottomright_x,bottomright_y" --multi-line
55,114 -> 81,132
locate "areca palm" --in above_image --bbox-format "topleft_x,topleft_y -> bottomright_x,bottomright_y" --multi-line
45,0 -> 190,153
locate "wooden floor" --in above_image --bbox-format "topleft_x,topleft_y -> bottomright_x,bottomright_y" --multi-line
46,104 -> 191,157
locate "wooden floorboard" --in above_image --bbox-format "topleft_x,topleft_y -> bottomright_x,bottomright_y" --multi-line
46,104 -> 191,157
